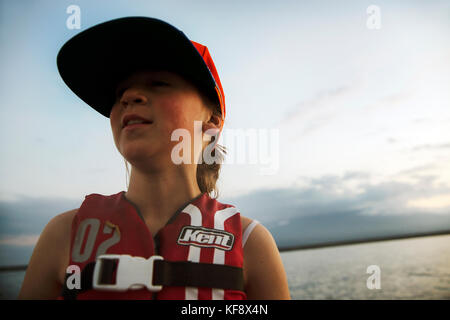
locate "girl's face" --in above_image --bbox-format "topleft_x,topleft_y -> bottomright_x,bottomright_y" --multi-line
110,70 -> 213,167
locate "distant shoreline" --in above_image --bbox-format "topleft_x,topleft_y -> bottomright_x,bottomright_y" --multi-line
278,229 -> 450,252
0,230 -> 449,272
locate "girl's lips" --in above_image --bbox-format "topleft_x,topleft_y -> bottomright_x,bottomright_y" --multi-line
121,113 -> 153,128
123,123 -> 152,131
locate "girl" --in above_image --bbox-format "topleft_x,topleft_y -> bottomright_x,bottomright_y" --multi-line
19,16 -> 290,300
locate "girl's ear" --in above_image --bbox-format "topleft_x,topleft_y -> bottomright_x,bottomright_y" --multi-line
202,113 -> 222,136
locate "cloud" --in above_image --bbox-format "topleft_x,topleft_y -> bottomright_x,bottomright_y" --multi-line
224,170 -> 450,224
387,137 -> 397,144
0,169 -> 449,252
222,170 -> 450,247
411,142 -> 450,152
393,163 -> 437,177
281,85 -> 352,120
365,91 -> 413,112
0,194 -> 81,237
0,234 -> 39,246
278,84 -> 359,136
277,84 -> 415,143
407,194 -> 450,210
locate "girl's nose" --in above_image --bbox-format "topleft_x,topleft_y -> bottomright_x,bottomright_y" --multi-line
120,88 -> 148,107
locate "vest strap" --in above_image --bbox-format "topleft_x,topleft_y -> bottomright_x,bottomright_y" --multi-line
153,260 -> 244,291
61,255 -> 244,299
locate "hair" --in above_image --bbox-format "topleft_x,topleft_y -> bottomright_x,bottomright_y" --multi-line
196,97 -> 227,199
123,90 -> 227,199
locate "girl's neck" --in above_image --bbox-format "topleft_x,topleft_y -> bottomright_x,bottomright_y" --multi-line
124,164 -> 203,235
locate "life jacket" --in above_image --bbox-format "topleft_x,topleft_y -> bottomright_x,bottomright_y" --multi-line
58,191 -> 246,300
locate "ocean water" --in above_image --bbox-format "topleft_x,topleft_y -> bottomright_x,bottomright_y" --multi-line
1,235 -> 449,299
280,234 -> 450,299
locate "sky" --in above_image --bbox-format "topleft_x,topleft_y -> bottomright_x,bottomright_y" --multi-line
0,0 -> 449,261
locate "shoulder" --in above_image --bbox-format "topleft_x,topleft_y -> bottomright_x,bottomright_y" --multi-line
19,208 -> 79,299
239,214 -> 275,260
42,209 -> 79,244
36,208 -> 79,268
240,215 -> 253,231
239,217 -> 291,299
33,208 -> 78,250
48,208 -> 78,229
240,218 -> 274,251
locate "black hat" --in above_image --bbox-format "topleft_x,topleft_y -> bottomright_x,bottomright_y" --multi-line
57,16 -> 225,121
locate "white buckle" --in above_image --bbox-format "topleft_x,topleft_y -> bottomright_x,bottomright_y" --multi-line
93,254 -> 164,292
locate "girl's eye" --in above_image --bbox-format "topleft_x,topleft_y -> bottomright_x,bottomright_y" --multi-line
114,80 -> 169,102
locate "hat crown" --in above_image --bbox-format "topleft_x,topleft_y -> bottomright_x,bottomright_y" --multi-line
190,41 -> 226,122
57,16 -> 225,125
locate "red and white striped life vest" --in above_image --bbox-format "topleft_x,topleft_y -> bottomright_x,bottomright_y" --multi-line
59,191 -> 246,300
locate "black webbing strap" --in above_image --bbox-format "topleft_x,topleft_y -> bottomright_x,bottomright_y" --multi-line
61,258 -> 244,299
153,260 -> 244,291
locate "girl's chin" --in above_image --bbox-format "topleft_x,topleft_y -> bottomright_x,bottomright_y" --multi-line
120,145 -> 156,157
120,147 -> 176,163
